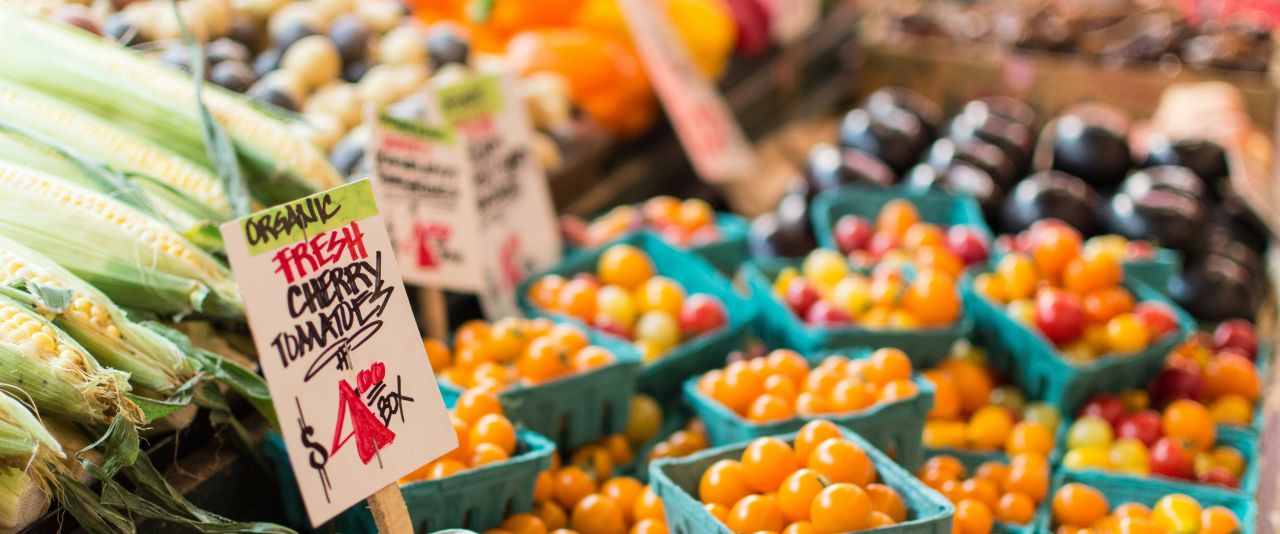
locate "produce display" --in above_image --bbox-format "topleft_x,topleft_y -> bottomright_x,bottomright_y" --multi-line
863,0 -> 1274,73
920,350 -> 1064,453
750,88 -> 1269,326
401,389 -> 520,482
1151,321 -> 1264,427
827,198 -> 991,270
526,243 -> 730,360
426,318 -> 618,390
772,248 -> 963,328
1063,394 -> 1249,488
1,0 -> 1278,530
695,348 -> 920,422
973,223 -> 1183,362
692,421 -> 921,532
563,196 -> 729,249
917,453 -> 1051,527
1048,482 -> 1242,533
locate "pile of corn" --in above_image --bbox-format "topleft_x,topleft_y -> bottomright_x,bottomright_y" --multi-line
0,7 -> 335,532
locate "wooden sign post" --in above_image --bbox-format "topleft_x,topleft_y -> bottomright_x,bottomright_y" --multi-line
219,180 -> 456,529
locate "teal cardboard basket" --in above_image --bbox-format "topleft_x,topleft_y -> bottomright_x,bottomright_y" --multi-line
811,185 -> 993,252
921,449 -> 1037,534
1122,248 -> 1180,295
262,389 -> 556,533
964,276 -> 1194,415
518,233 -> 757,401
1037,470 -> 1257,533
439,325 -> 642,449
649,426 -> 954,534
567,212 -> 750,276
741,258 -> 973,367
1055,418 -> 1260,497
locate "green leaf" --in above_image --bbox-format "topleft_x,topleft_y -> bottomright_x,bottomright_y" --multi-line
79,414 -> 140,480
193,349 -> 277,427
170,0 -> 251,218
53,472 -> 137,534
29,281 -> 72,313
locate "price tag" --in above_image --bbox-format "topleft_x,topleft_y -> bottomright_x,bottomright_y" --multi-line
619,0 -> 755,184
220,180 -> 455,527
436,69 -> 562,318
369,91 -> 483,292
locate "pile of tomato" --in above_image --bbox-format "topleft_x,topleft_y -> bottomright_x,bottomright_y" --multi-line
1050,483 -> 1241,533
527,244 -> 729,362
828,199 -> 991,270
774,249 -> 963,328
696,420 -> 916,533
564,196 -> 727,249
973,222 -> 1182,362
401,389 -> 519,483
426,318 -> 617,390
917,453 -> 1051,529
1064,394 -> 1249,488
695,348 -> 919,423
920,349 -> 1063,453
1150,320 -> 1263,427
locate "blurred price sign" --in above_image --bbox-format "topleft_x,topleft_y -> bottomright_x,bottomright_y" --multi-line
369,92 -> 484,293
619,0 -> 756,184
220,180 -> 455,527
436,69 -> 562,318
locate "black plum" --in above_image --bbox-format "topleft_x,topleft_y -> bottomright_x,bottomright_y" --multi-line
1001,170 -> 1102,235
804,144 -> 896,193
839,108 -> 927,176
1051,109 -> 1133,190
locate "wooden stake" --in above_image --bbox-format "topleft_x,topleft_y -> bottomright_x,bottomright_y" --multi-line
417,287 -> 449,339
366,484 -> 412,533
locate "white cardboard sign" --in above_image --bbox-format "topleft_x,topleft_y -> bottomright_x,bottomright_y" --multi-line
220,180 -> 455,527
369,93 -> 484,293
435,69 -> 562,318
619,0 -> 756,183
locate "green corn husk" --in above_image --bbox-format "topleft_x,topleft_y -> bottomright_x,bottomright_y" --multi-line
0,390 -> 62,467
0,161 -> 243,319
0,131 -> 226,251
0,8 -> 343,205
0,82 -> 231,219
0,296 -> 140,426
0,235 -> 196,397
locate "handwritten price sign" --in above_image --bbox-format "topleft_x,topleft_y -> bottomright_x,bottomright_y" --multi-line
619,0 -> 755,184
220,180 -> 454,527
370,99 -> 484,292
436,69 -> 561,318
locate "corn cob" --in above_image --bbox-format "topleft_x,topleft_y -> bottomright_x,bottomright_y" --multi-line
0,161 -> 243,318
0,8 -> 343,204
0,295 -> 138,426
0,82 -> 230,219
0,390 -> 62,468
0,466 -> 50,531
0,235 -> 195,397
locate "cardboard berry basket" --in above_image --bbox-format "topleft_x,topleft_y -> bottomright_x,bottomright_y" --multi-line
1036,470 -> 1257,534
683,349 -> 935,470
1054,418 -> 1260,498
963,276 -> 1194,416
740,258 -> 974,367
810,184 -> 993,253
517,232 -> 757,402
438,325 -> 642,449
262,389 -> 555,533
565,211 -> 751,276
649,426 -> 954,534
1121,247 -> 1181,296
